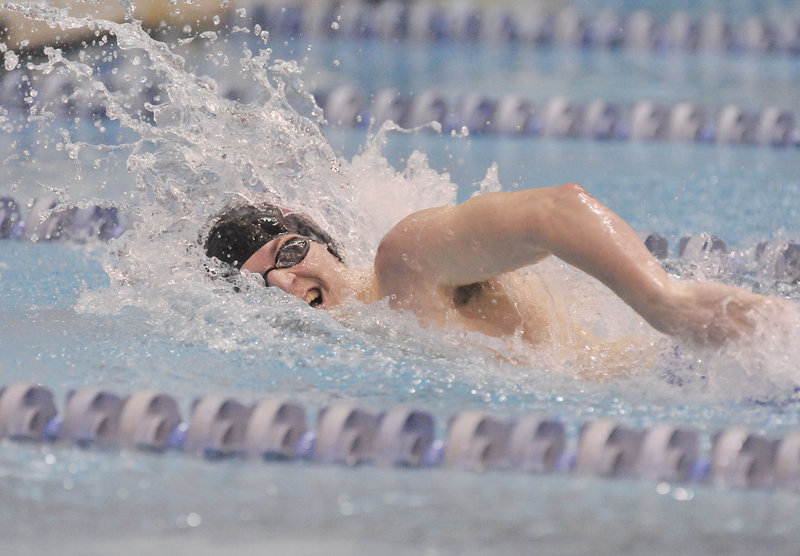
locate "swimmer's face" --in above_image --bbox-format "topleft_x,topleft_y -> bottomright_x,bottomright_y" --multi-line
241,235 -> 351,309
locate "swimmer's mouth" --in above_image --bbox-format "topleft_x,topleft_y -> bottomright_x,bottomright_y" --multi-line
305,288 -> 323,308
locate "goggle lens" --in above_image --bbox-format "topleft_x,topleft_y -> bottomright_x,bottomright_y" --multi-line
263,237 -> 312,284
275,237 -> 310,268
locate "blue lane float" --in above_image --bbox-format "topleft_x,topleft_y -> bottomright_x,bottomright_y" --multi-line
2,380 -> 800,492
236,0 -> 800,56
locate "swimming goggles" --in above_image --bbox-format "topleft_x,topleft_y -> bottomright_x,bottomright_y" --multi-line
263,236 -> 313,284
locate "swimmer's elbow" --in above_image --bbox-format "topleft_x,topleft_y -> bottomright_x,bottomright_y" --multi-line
560,181 -> 587,194
552,182 -> 590,210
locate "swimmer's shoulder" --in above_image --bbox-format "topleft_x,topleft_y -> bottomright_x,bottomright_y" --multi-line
372,206 -> 454,301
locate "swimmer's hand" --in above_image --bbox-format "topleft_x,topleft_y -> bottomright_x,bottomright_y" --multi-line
646,282 -> 782,345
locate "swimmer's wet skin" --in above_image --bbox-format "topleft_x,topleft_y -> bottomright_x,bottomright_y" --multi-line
206,183 -> 786,347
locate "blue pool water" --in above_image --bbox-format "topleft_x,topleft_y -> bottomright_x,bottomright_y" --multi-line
2,1 -> 800,554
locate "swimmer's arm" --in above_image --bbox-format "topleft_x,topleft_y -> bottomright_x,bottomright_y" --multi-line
377,182 -> 670,302
375,182 -> 765,341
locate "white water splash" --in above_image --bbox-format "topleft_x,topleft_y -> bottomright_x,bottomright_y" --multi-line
4,1 -> 799,404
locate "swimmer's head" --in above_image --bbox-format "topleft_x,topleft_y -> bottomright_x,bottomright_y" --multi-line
204,201 -> 343,270
205,201 -> 350,308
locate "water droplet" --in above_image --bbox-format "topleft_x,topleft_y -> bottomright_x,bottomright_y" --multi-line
3,50 -> 19,71
337,494 -> 354,516
672,487 -> 694,501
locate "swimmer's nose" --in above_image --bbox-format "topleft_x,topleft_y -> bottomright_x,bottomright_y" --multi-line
265,268 -> 296,294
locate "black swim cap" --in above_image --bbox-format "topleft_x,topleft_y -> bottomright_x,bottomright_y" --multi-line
204,202 -> 343,269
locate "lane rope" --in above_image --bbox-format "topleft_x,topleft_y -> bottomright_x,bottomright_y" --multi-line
2,65 -> 796,146
1,380 -> 798,491
238,0 -> 800,56
315,86 -> 799,146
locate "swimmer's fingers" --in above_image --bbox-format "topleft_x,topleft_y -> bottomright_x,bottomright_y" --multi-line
700,296 -> 757,345
660,282 -> 769,346
693,287 -> 791,346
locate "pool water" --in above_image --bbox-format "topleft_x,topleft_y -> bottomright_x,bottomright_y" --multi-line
2,1 -> 800,554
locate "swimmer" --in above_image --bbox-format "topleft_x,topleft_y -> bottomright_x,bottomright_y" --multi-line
205,183 -> 782,347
